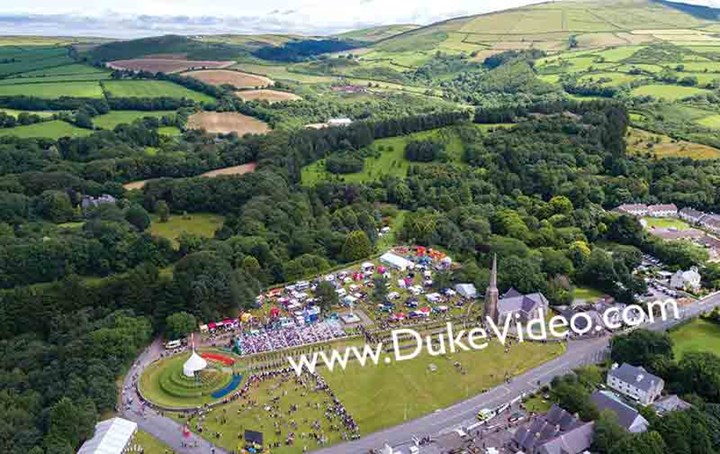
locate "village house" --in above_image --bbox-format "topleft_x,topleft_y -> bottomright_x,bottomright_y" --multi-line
591,390 -> 649,433
670,267 -> 701,292
646,203 -> 678,218
652,395 -> 692,416
512,404 -> 594,454
497,288 -> 550,323
615,204 -> 648,216
679,207 -> 707,225
81,194 -> 117,211
701,214 -> 720,235
607,363 -> 664,405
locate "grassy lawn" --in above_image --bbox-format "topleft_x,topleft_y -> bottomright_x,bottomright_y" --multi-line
630,84 -> 710,100
670,318 -> 720,358
168,373 -> 346,453
159,126 -> 182,136
698,114 -> 720,129
133,430 -> 174,454
0,120 -> 93,139
301,125 -> 506,185
0,81 -> 104,98
149,213 -> 224,247
321,340 -> 565,434
93,110 -> 175,129
573,286 -> 604,302
524,394 -> 552,413
642,217 -> 691,230
102,80 -> 214,103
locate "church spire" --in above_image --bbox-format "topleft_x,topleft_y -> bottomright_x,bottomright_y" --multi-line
484,254 -> 499,323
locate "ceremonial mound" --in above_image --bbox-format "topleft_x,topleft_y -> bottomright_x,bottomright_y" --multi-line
236,89 -> 302,103
139,351 -> 242,408
188,112 -> 270,136
185,69 -> 274,89
107,58 -> 234,74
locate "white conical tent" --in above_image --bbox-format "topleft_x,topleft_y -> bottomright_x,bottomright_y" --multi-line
183,350 -> 207,377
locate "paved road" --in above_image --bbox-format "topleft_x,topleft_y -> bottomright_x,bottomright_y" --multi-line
119,338 -> 229,454
316,292 -> 720,454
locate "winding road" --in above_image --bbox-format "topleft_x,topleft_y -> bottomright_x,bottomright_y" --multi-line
121,292 -> 720,454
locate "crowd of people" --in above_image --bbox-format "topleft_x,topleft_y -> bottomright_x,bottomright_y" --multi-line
232,321 -> 346,355
177,368 -> 359,451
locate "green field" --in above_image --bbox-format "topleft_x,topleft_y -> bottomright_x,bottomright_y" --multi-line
0,46 -> 75,77
0,120 -> 93,139
642,217 -> 691,230
322,339 -> 564,434
102,80 -> 214,103
93,110 -> 175,130
9,63 -> 109,78
0,81 -> 104,98
573,286 -> 604,302
302,124 -> 509,185
697,115 -> 720,129
0,108 -> 58,118
670,318 -> 720,358
630,84 -> 709,100
159,126 -> 182,136
148,213 -> 224,247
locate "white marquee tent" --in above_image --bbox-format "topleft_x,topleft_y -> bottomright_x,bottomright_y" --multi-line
77,417 -> 137,454
183,350 -> 208,377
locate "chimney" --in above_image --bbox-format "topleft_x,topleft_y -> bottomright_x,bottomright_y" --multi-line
637,374 -> 644,382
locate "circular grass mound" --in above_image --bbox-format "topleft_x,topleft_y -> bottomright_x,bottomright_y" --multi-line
139,352 -> 237,408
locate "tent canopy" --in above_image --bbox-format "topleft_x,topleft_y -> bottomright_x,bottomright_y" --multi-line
183,351 -> 208,377
77,417 -> 137,454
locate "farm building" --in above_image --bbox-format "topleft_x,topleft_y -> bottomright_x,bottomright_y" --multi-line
679,207 -> 707,224
454,283 -> 477,299
327,118 -> 352,127
77,417 -> 137,454
380,252 -> 414,271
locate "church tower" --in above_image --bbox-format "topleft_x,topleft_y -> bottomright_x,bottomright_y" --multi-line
484,254 -> 499,323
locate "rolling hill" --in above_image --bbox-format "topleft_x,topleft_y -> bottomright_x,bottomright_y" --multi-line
364,0 -> 720,64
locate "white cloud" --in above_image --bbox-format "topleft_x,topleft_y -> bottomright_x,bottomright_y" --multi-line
0,0 -> 719,38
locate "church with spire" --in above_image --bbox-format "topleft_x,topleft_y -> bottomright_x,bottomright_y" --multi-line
484,254 -> 499,323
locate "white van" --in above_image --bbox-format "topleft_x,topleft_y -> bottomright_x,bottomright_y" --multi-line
164,339 -> 182,349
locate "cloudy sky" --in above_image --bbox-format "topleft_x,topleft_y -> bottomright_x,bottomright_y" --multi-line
1,0 -> 720,37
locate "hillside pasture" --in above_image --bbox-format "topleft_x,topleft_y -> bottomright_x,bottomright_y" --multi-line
630,84 -> 709,100
697,115 -> 720,129
149,213 -> 224,247
184,69 -> 274,88
187,111 -> 270,136
101,80 -> 214,103
235,89 -> 301,103
0,120 -> 92,139
0,46 -> 75,77
92,110 -> 176,130
0,81 -> 103,98
107,58 -> 234,74
627,127 -> 720,160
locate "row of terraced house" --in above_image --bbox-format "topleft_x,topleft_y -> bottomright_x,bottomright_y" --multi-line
615,203 -> 720,236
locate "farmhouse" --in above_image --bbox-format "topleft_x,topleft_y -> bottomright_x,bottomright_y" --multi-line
77,417 -> 137,454
497,288 -> 550,323
512,404 -> 594,454
380,252 -> 414,271
670,267 -> 701,292
646,203 -> 678,217
606,363 -> 664,405
615,204 -> 647,216
591,390 -> 649,433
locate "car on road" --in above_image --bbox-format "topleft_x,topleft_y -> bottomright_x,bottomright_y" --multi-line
509,411 -> 525,422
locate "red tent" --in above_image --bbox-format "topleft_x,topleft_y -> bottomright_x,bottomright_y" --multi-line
395,312 -> 406,320
420,307 -> 431,314
270,307 -> 281,317
207,322 -> 217,330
